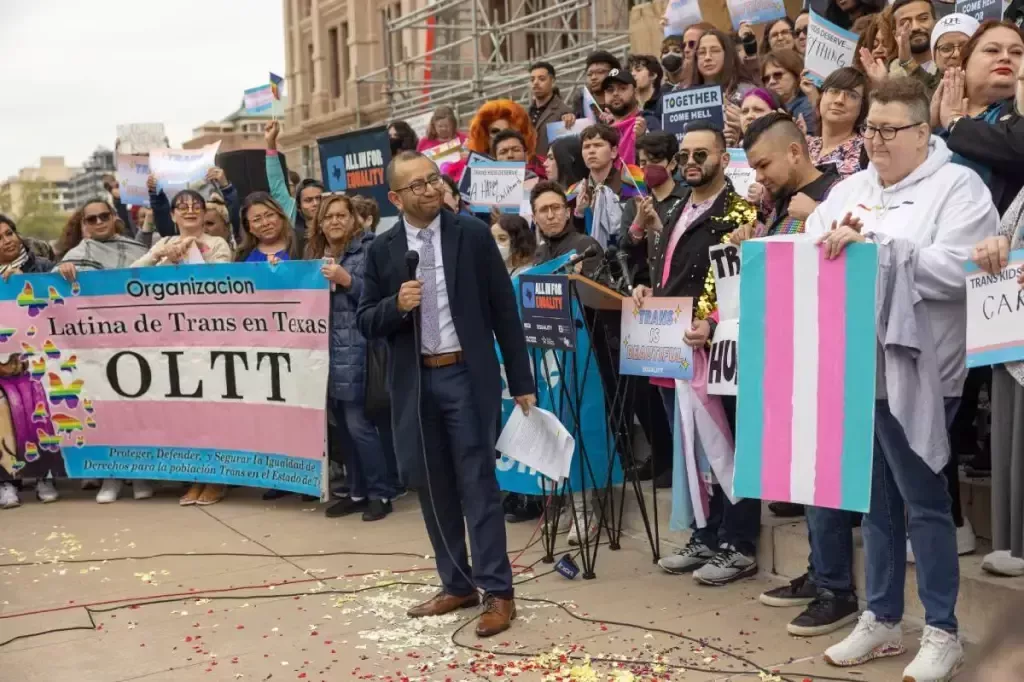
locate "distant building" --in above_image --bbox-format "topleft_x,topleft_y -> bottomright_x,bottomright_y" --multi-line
184,97 -> 288,153
0,156 -> 81,218
68,147 -> 116,208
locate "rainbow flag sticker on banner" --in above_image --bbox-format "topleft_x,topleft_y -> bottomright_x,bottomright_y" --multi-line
733,237 -> 877,513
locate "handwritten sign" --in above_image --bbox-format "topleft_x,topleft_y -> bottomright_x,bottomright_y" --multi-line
546,119 -> 592,142
115,154 -> 151,207
955,0 -> 1005,20
804,10 -> 860,85
707,243 -> 741,395
619,297 -> 694,380
116,123 -> 168,155
149,142 -> 221,199
725,148 -> 754,200
726,0 -> 786,29
964,250 -> 1024,367
466,160 -> 526,213
661,86 -> 725,140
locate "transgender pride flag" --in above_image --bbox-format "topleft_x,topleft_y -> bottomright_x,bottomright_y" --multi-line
733,237 -> 877,513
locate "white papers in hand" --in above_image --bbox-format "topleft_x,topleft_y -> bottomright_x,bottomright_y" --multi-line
496,406 -> 575,482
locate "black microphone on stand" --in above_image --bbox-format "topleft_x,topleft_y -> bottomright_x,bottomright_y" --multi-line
556,244 -> 601,273
615,249 -> 634,293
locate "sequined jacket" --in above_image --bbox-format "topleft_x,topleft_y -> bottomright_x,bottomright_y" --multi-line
650,181 -> 755,323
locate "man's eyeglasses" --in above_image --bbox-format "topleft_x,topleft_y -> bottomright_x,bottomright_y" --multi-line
534,204 -> 567,217
83,212 -> 112,226
859,122 -> 923,140
395,174 -> 445,196
677,149 -> 710,165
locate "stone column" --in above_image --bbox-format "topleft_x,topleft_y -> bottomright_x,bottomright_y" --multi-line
310,0 -> 332,117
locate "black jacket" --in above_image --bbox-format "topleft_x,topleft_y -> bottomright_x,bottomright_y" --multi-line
944,99 -> 1024,216
650,184 -> 745,301
356,210 -> 534,487
619,183 -> 688,287
535,226 -> 603,277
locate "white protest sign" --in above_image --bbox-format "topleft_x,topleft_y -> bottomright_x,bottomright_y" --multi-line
726,0 -> 786,29
664,0 -> 702,35
115,154 -> 151,207
546,119 -> 591,142
405,111 -> 434,140
707,318 -> 739,395
725,148 -> 754,199
465,161 -> 526,213
707,243 -> 741,395
804,10 -> 860,85
116,123 -> 168,154
149,142 -> 221,198
965,251 -> 1024,368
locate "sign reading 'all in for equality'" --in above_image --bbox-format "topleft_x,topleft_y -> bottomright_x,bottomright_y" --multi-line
0,263 -> 330,498
520,274 -> 576,351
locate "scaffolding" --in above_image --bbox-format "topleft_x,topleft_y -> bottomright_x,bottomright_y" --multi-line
355,0 -> 632,127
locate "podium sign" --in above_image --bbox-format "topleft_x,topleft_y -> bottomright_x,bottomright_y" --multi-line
520,274 -> 576,350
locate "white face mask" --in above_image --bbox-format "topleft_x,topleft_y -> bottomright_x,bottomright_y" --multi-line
497,243 -> 511,262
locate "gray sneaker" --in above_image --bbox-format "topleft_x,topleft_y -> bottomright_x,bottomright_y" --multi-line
693,545 -> 757,585
658,536 -> 716,574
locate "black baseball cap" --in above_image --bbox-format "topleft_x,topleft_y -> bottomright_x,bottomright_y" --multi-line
601,68 -> 636,90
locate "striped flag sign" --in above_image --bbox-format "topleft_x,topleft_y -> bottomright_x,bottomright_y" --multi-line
733,237 -> 877,513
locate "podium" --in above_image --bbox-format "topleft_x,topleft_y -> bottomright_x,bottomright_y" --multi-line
518,273 -> 659,578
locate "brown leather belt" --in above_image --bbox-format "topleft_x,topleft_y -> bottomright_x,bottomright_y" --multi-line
422,351 -> 463,369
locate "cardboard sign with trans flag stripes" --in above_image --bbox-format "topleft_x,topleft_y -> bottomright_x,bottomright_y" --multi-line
733,238 -> 877,513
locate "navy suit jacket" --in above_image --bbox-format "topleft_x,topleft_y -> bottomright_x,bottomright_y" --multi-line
356,209 -> 534,486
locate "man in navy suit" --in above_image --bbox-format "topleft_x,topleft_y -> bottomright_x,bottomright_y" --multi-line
356,151 -> 536,637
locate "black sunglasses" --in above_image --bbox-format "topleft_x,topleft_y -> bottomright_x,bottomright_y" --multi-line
677,149 -> 710,165
83,211 -> 112,226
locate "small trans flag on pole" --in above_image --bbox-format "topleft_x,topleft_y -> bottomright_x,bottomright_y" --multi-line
243,84 -> 274,114
733,237 -> 877,513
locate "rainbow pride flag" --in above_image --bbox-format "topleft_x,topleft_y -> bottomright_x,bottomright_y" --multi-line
621,163 -> 646,199
733,238 -> 877,513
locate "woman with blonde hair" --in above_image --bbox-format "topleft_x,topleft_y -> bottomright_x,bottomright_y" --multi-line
309,194 -> 397,520
416,106 -> 466,153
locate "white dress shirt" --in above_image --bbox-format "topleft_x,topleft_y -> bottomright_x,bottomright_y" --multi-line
405,215 -> 462,354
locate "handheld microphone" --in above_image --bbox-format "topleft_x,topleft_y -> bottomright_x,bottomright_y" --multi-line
560,244 -> 600,271
405,250 -> 420,281
615,249 -> 634,293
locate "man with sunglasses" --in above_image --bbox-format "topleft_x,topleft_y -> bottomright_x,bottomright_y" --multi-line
357,151 -> 534,639
794,11 -> 809,56
806,77 -> 998,682
632,123 -> 762,587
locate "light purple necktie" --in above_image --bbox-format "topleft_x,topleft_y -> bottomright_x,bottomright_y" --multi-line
419,228 -> 441,353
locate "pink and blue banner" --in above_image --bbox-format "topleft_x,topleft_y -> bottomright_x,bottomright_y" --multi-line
0,262 -> 330,497
733,239 -> 876,513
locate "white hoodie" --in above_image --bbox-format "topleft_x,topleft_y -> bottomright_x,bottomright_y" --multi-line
805,136 -> 999,397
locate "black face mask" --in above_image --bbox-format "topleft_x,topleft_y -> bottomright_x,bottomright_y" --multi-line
661,53 -> 683,74
389,137 -> 402,155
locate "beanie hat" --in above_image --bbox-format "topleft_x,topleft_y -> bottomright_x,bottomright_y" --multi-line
931,13 -> 981,54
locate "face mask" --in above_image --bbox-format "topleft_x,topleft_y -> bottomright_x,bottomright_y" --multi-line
497,243 -> 511,262
661,53 -> 683,74
643,164 -> 671,188
389,137 -> 402,155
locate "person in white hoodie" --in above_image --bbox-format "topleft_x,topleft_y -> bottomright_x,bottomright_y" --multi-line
805,77 -> 999,682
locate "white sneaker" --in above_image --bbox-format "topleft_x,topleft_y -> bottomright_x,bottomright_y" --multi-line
0,483 -> 21,509
956,518 -> 976,556
80,478 -> 100,491
982,550 -> 1024,577
567,498 -> 600,546
902,626 -> 963,682
824,611 -> 905,667
35,479 -> 59,503
96,479 -> 123,504
132,480 -> 154,500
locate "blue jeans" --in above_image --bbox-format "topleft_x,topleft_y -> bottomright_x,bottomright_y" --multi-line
331,399 -> 396,502
806,506 -> 857,597
374,411 -> 405,492
863,398 -> 960,633
659,386 -> 760,556
417,363 -> 513,598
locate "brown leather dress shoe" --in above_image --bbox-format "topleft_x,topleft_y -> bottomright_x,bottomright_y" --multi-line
475,595 -> 516,637
407,591 -> 480,618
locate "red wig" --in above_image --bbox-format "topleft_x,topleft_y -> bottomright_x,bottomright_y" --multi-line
467,99 -> 538,157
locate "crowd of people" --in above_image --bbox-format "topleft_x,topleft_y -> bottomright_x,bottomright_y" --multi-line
0,0 -> 1023,670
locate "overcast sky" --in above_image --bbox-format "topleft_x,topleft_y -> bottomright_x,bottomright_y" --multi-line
0,0 -> 286,179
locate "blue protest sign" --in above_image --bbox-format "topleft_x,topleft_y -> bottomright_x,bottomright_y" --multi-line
496,254 -> 622,494
520,274 -> 576,350
661,86 -> 725,139
317,126 -> 395,217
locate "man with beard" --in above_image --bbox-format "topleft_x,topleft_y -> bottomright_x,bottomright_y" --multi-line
740,113 -> 841,237
634,123 -> 762,586
599,69 -> 661,165
528,62 -> 573,157
889,0 -> 939,89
